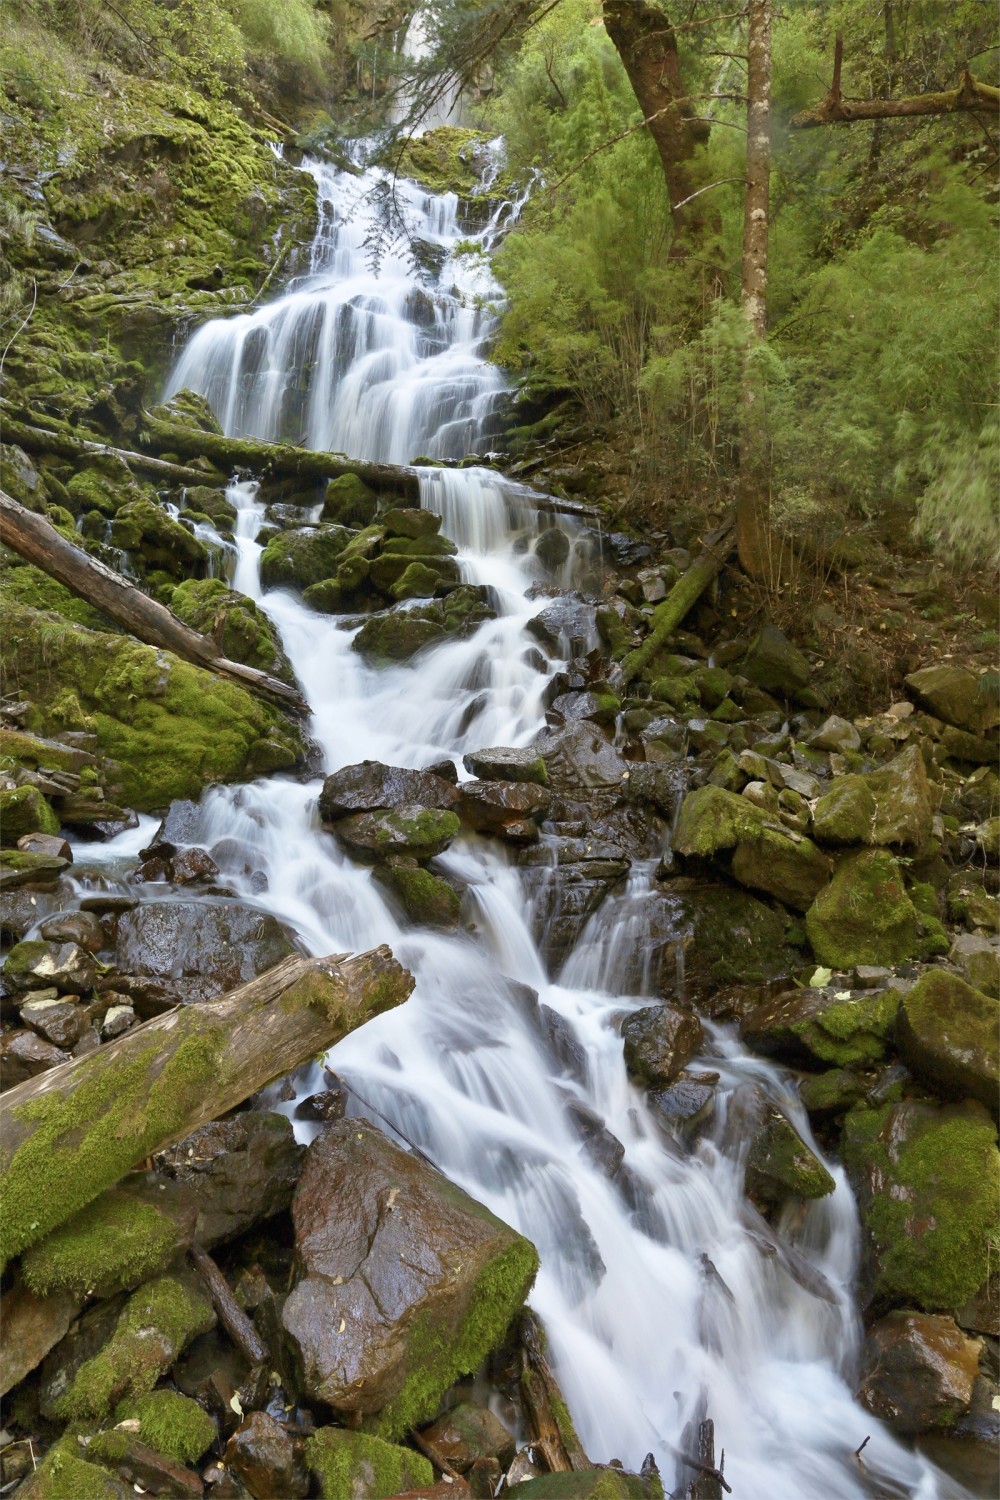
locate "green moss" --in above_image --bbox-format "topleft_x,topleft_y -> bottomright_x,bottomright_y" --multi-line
53,1274 -> 215,1420
367,1236 -> 539,1439
322,474 -> 378,526
798,1068 -> 867,1116
113,1390 -> 216,1463
21,1190 -> 181,1299
843,1101 -> 1000,1310
0,783 -> 60,843
372,864 -> 462,926
796,989 -> 900,1067
1,1028 -> 221,1265
306,1430 -> 433,1499
397,126 -> 491,197
0,561 -> 112,628
804,850 -> 919,968
170,577 -> 293,682
515,1473 -> 652,1499
672,785 -> 765,857
15,1436 -> 129,1500
259,526 -> 352,593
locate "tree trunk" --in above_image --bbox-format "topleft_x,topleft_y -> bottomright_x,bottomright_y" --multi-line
791,64 -> 998,128
519,1310 -> 590,1472
0,410 -> 224,487
0,490 -> 308,715
0,946 -> 414,1266
601,0 -> 712,247
618,516 -> 736,687
736,0 -> 773,581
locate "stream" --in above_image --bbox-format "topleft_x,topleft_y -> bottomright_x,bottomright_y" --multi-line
125,153 -> 970,1498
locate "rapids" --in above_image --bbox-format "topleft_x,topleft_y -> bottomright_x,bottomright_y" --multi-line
146,154 -> 970,1497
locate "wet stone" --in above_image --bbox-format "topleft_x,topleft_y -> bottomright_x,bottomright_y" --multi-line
621,1004 -> 703,1090
101,1003 -> 135,1039
859,1312 -> 981,1435
19,994 -> 90,1048
318,760 -> 460,821
647,1075 -> 716,1136
225,1411 -> 309,1499
420,1402 -> 516,1473
17,831 -> 72,860
463,746 -> 549,786
38,909 -> 105,952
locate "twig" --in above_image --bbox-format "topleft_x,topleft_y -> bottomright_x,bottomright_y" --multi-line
189,1244 -> 269,1368
854,1435 -> 871,1465
409,1426 -> 463,1481
672,177 -> 745,211
665,1440 -> 733,1494
0,278 -> 37,385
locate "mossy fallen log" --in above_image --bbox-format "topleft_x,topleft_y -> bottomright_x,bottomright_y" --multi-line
0,413 -> 220,488
618,516 -> 737,688
0,946 -> 414,1267
0,489 -> 307,715
140,412 -> 422,500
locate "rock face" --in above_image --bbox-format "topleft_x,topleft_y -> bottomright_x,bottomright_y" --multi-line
895,970 -> 999,1114
282,1119 -> 538,1436
859,1312 -> 981,1434
842,1100 -> 1000,1312
113,901 -> 297,1002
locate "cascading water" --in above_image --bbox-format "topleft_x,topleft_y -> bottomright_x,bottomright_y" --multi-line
141,153 -> 973,1498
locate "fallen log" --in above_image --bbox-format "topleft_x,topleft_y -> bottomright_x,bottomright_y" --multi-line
519,1309 -> 590,1473
141,411 -> 422,500
0,489 -> 308,715
617,515 -> 737,687
189,1243 -> 269,1367
0,411 -> 223,487
0,945 -> 414,1266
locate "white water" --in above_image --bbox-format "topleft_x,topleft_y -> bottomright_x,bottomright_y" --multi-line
156,159 -> 968,1498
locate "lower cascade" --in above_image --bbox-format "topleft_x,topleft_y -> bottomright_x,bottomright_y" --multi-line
80,156 -> 970,1498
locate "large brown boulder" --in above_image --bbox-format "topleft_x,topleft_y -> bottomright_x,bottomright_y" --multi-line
859,1312 -> 981,1435
621,1004 -> 703,1089
282,1120 -> 538,1437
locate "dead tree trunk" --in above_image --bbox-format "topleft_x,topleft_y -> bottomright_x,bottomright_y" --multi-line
0,946 -> 414,1266
791,57 -> 998,128
618,516 -> 736,687
519,1310 -> 590,1472
0,490 -> 307,714
736,0 -> 774,581
0,410 -> 223,487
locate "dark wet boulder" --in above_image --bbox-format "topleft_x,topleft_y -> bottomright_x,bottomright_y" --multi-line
859,1312 -> 981,1435
225,1411 -> 309,1498
563,1096 -> 626,1178
351,586 -> 495,663
420,1402 -> 516,1473
0,1029 -> 69,1087
742,1099 -> 836,1205
113,900 -> 297,1003
332,806 -> 460,863
306,1429 -> 433,1499
38,909 -> 105,952
0,1280 -> 81,1397
518,836 -> 630,974
19,993 -> 92,1048
0,885 -> 69,942
3,939 -> 97,994
895,969 -> 999,1114
154,1112 -> 305,1246
282,1118 -> 538,1435
621,1004 -> 703,1089
842,1099 -> 1000,1312
459,780 -> 551,842
463,746 -> 549,786
525,595 -> 597,657
805,850 -> 919,968
372,861 -> 462,927
741,986 -> 899,1069
548,689 -> 620,727
318,760 -> 460,821
646,1075 -> 716,1137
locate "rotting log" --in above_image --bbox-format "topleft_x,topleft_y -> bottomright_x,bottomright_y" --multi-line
0,411 -> 223,487
0,489 -> 308,715
0,946 -> 414,1266
519,1309 -> 590,1473
140,412 -> 422,500
617,516 -> 737,688
791,49 -> 999,129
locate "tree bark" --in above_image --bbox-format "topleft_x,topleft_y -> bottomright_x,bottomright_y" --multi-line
0,489 -> 308,715
618,516 -> 736,687
791,65 -> 999,128
0,946 -> 414,1265
736,0 -> 773,581
601,0 -> 712,246
519,1310 -> 590,1472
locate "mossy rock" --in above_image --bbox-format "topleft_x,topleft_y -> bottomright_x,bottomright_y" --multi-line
397,126 -> 493,197
21,1186 -> 189,1301
0,783 -> 60,845
0,558 -> 113,628
812,745 -> 933,851
381,507 -> 441,540
108,497 -> 209,578
150,389 -> 223,435
13,1436 -> 133,1500
805,850 -> 919,968
671,785 -> 765,857
368,550 -> 460,595
171,577 -> 295,683
113,1390 -> 216,1464
743,986 -> 900,1069
372,863 -> 462,926
306,1429 -> 433,1499
333,807 -> 461,862
745,1104 -> 836,1205
389,560 -> 446,600
0,443 -> 49,512
66,462 -> 141,518
259,525 -> 353,593
322,473 -> 379,527
52,1271 -> 216,1420
0,604 -> 304,810
352,587 -> 494,664
730,824 -> 832,912
842,1099 -> 1000,1311
896,970 -> 999,1113
798,1068 -> 868,1118
515,1472 -> 655,1499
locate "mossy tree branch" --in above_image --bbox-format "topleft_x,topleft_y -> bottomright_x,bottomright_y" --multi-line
618,516 -> 737,687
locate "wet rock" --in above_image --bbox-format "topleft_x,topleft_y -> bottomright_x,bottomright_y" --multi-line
352,587 -> 495,663
805,850 -> 919,968
225,1411 -> 309,1499
113,900 -> 297,1003
318,761 -> 460,821
729,824 -> 832,912
3,938 -> 97,993
296,1087 -> 348,1123
798,1068 -> 867,1120
173,846 -> 221,883
305,1429 -> 433,1499
808,715 -> 861,753
0,783 -> 60,844
812,745 -> 934,851
948,932 -> 1000,998
85,1431 -> 205,1496
842,1099 -> 1000,1311
17,831 -> 73,860
646,1075 -> 716,1136
372,861 -> 462,927
563,1096 -> 626,1177
859,1312 -> 981,1434
742,986 -> 899,1069
282,1118 -> 538,1433
20,993 -> 91,1048
895,969 -> 998,1114
621,1004 -> 703,1089
38,908 -> 105,952
322,473 -> 379,527
905,665 -> 999,736
420,1402 -> 516,1472
518,837 -> 630,974
0,1027 -> 69,1086
332,806 -> 461,862
459,780 -> 551,842
101,1002 -> 135,1039
526,596 -> 597,656
741,624 -> 812,700
463,745 -> 549,786
259,524 -> 351,593
743,1099 -> 836,1205
534,525 -> 571,569
0,1279 -> 81,1396
155,1112 -> 305,1247
0,884 -> 68,941
110,496 -> 209,578
548,689 -> 620,727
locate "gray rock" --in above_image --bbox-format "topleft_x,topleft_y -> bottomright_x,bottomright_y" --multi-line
526,596 -> 597,656
318,761 -> 459,822
0,1028 -> 69,1087
808,715 -> 862,753
113,900 -> 297,1003
905,665 -> 999,736
20,994 -> 90,1049
741,625 -> 811,699
155,1112 -> 305,1247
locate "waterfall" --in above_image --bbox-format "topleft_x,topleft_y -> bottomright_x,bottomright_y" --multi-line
145,153 -> 968,1498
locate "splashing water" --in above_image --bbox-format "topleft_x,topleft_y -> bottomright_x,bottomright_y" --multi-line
143,154 -> 974,1498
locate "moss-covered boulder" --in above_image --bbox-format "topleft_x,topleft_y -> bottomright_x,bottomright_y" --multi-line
372,862 -> 462,927
805,850 -> 919,968
306,1429 -> 433,1499
51,1270 -> 216,1420
65,459 -> 143,519
744,1102 -> 836,1205
812,746 -> 934,851
282,1119 -> 538,1436
321,473 -> 379,527
170,577 -> 295,683
514,1472 -> 654,1499
0,784 -> 60,844
259,525 -> 352,593
332,806 -> 460,864
108,498 -> 209,578
895,970 -> 999,1114
4,938 -> 97,995
0,604 -> 304,809
351,587 -> 495,664
13,1436 -> 133,1500
397,126 -> 494,197
730,824 -> 832,912
741,624 -> 812,700
742,986 -> 899,1069
905,665 -> 999,736
671,784 -> 766,857
114,1390 -> 216,1464
842,1099 -> 1000,1311
21,1184 -> 194,1301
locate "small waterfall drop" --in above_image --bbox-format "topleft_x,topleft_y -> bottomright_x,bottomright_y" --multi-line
153,150 -> 969,1499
